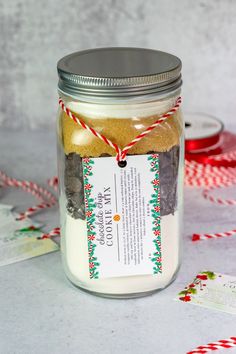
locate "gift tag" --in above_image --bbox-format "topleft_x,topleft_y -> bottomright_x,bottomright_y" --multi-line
0,237 -> 59,266
0,203 -> 17,227
82,154 -> 162,279
0,203 -> 59,266
176,271 -> 236,315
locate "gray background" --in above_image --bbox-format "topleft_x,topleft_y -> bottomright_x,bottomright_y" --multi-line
1,0 -> 236,129
1,3 -> 236,354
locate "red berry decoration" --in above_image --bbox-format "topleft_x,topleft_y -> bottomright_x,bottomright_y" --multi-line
178,272 -> 216,304
184,295 -> 191,302
179,295 -> 191,302
196,274 -> 208,280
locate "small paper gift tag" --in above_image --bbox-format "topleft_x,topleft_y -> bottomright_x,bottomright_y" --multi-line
0,237 -> 59,266
0,203 -> 59,266
175,271 -> 236,315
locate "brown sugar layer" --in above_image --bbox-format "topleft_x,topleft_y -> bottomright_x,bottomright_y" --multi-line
60,109 -> 183,157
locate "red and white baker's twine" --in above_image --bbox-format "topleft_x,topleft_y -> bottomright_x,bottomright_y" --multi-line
47,176 -> 58,192
187,336 -> 236,354
0,170 -> 57,220
185,157 -> 236,242
0,171 -> 58,239
59,96 -> 182,161
41,227 -> 61,239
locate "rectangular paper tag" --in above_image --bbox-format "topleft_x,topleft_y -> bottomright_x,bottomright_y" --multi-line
0,203 -> 59,266
0,237 -> 59,266
176,271 -> 236,315
82,154 -> 161,279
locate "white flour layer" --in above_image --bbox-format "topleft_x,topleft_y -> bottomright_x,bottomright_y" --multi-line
62,212 -> 180,295
65,95 -> 178,119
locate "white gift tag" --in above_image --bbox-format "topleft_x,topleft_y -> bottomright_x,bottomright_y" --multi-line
0,203 -> 59,266
82,154 -> 162,279
176,271 -> 236,315
0,237 -> 59,267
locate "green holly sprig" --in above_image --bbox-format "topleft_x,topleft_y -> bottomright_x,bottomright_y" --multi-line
83,158 -> 100,279
148,154 -> 162,274
178,271 -> 216,302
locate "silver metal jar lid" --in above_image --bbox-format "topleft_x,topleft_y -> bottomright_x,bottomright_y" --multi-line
57,47 -> 182,101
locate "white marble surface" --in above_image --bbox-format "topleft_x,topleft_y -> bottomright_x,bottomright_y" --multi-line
1,0 -> 236,129
0,129 -> 236,354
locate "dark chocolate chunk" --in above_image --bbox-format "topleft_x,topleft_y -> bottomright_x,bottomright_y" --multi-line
64,153 -> 85,220
159,146 -> 179,216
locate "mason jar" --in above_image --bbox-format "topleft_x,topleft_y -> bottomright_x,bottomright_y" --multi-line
57,48 -> 184,298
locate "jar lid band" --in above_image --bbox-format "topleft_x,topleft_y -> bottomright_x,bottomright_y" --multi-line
57,48 -> 182,100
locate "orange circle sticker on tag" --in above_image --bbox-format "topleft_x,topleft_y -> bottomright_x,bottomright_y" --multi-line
113,214 -> 121,222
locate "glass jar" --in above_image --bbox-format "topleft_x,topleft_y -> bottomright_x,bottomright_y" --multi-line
57,48 -> 184,298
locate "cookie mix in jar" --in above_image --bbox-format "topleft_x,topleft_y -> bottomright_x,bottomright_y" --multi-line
57,47 -> 184,298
